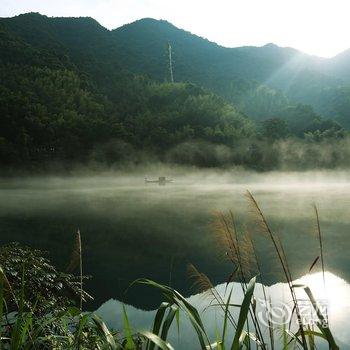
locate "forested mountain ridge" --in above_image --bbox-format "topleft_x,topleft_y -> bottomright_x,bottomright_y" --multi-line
1,14 -> 348,90
0,12 -> 349,170
110,17 -> 350,124
0,14 -> 256,168
2,13 -> 350,124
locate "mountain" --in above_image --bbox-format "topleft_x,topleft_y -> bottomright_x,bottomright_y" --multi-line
110,18 -> 350,122
112,18 -> 310,83
2,13 -> 349,124
0,13 -> 259,168
0,13 -> 124,83
0,13 -> 348,170
324,49 -> 350,81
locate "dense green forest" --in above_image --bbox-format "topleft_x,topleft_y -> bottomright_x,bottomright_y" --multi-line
1,13 -> 350,170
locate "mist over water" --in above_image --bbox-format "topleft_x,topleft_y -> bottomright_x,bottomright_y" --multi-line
1,166 -> 350,310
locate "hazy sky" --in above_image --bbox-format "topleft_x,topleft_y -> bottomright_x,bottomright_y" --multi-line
1,0 -> 350,57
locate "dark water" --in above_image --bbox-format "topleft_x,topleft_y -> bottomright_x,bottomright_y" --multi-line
1,169 -> 350,310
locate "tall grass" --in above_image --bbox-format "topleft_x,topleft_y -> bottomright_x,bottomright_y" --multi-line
0,192 -> 341,349
313,205 -> 326,292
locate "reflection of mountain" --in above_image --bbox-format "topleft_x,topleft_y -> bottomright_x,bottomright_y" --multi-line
97,272 -> 350,349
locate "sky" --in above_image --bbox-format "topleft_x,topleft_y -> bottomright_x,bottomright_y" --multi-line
1,0 -> 350,58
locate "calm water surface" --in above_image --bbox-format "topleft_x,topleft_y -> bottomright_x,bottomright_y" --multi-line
1,169 -> 350,310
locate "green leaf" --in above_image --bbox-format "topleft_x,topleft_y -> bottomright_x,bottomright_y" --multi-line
160,305 -> 178,342
74,313 -> 90,347
140,331 -> 174,350
92,314 -> 117,350
231,276 -> 256,350
122,304 -> 135,349
134,278 -> 211,349
294,284 -> 339,350
149,302 -> 169,350
221,287 -> 233,349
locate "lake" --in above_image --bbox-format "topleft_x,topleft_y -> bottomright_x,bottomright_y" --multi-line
1,167 -> 350,312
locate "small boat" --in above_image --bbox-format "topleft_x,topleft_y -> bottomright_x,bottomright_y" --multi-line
145,176 -> 173,185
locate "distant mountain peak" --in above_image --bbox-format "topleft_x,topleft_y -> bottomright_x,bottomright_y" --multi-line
115,17 -> 177,32
16,12 -> 45,17
263,43 -> 279,48
135,17 -> 171,24
9,12 -> 103,28
334,47 -> 350,59
9,12 -> 48,21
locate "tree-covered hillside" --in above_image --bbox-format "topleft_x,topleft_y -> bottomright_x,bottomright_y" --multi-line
0,48 -> 255,167
3,13 -> 350,124
0,13 -> 349,170
110,18 -> 350,125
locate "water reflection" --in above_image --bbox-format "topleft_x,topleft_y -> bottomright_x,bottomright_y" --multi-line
97,272 -> 350,349
0,169 -> 350,309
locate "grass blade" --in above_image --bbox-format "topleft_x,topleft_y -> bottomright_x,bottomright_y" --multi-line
294,284 -> 339,350
122,304 -> 135,349
231,276 -> 256,350
140,331 -> 174,350
134,278 -> 211,349
92,314 -> 117,350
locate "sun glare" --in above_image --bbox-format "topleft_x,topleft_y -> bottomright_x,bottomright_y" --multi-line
297,272 -> 350,311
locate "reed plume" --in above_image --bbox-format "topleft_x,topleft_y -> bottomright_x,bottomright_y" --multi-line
213,211 -> 255,282
187,263 -> 238,329
187,263 -> 214,298
213,212 -> 267,348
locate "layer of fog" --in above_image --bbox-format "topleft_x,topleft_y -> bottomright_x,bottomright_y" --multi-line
1,166 -> 350,308
2,165 -> 350,222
